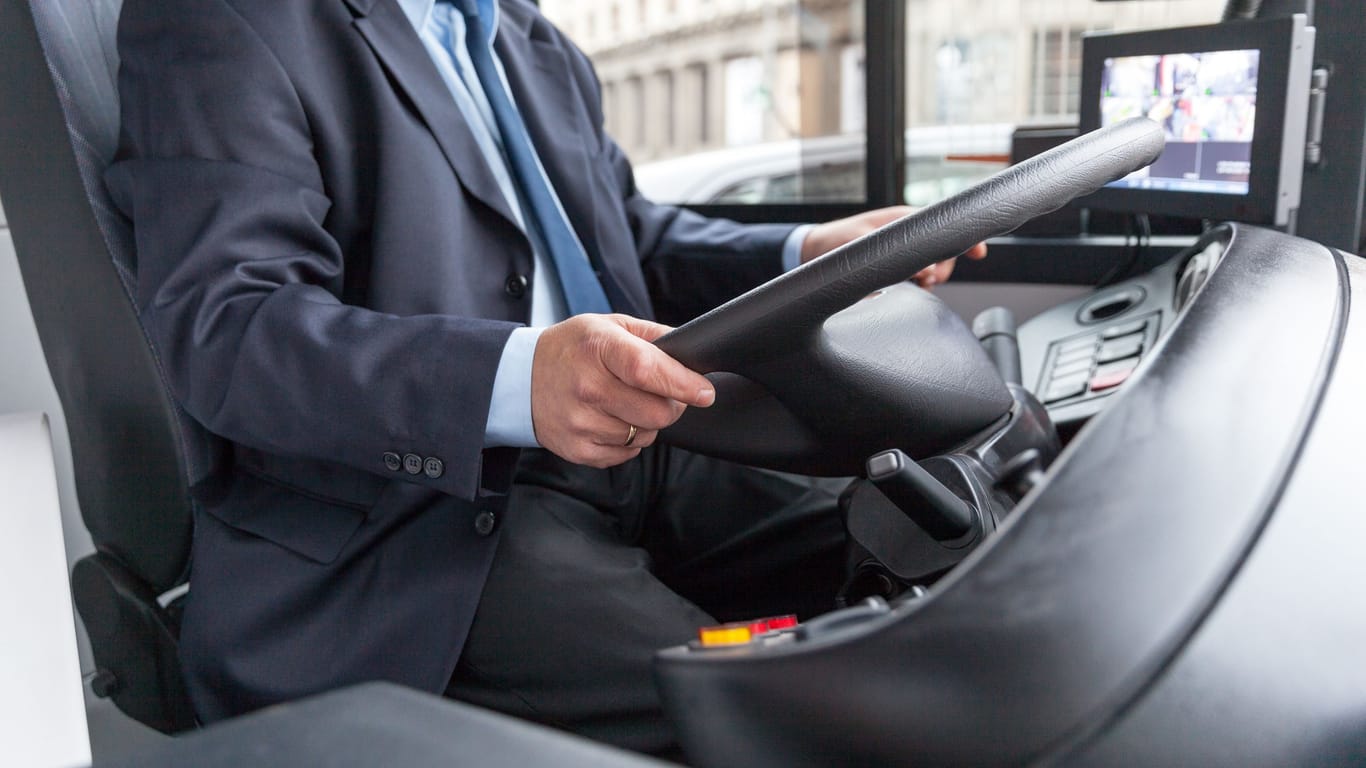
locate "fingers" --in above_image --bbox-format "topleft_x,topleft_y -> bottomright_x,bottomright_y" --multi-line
801,205 -> 914,264
912,242 -> 987,288
853,205 -> 914,229
597,380 -> 685,432
803,207 -> 989,269
530,314 -> 712,469
551,403 -> 661,453
913,258 -> 956,288
598,321 -> 715,409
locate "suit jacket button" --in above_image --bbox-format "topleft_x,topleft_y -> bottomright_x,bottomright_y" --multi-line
474,511 -> 497,536
423,457 -> 444,479
382,452 -> 402,472
504,274 -> 528,299
402,453 -> 423,475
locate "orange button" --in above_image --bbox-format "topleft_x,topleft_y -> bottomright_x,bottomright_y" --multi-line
698,625 -> 753,647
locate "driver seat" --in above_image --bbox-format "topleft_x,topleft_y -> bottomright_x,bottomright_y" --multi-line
0,0 -> 199,732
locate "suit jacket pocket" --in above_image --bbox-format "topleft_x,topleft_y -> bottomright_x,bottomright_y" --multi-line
203,466 -> 370,565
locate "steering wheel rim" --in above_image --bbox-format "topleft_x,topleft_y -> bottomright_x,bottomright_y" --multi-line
656,118 -> 1167,474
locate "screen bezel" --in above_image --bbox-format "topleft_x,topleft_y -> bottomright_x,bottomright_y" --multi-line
1075,17 -> 1298,225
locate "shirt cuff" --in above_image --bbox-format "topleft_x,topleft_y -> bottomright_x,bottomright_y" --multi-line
782,224 -> 815,272
483,326 -> 543,448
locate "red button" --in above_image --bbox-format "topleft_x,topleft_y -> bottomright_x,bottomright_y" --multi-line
1090,367 -> 1134,391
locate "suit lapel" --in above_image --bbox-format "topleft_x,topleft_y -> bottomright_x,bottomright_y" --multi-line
494,6 -> 648,316
345,0 -> 520,229
494,10 -> 595,242
344,0 -> 650,316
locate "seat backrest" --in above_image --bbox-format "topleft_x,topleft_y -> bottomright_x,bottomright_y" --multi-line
0,0 -> 193,601
0,0 -> 200,731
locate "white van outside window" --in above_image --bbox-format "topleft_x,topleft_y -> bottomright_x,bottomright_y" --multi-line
633,124 -> 1013,207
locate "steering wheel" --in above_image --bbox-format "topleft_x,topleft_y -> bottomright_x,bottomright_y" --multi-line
656,118 -> 1166,476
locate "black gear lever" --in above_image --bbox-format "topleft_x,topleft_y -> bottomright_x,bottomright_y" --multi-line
865,449 -> 976,541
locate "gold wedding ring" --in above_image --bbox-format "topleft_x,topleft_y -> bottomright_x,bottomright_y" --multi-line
623,424 -> 639,447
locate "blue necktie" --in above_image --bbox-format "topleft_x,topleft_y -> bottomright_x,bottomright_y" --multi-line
449,0 -> 613,316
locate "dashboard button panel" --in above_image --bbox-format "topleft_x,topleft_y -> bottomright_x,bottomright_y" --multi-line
1036,312 -> 1160,407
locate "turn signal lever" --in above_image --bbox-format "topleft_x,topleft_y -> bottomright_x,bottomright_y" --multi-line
865,449 -> 975,541
972,306 -> 1022,385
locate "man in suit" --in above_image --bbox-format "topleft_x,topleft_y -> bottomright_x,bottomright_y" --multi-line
107,0 -> 980,753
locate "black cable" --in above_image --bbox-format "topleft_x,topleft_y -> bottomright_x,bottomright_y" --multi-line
1137,212 -> 1152,275
1096,212 -> 1150,288
1095,214 -> 1133,288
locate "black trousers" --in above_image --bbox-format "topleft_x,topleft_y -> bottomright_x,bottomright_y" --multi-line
445,446 -> 849,756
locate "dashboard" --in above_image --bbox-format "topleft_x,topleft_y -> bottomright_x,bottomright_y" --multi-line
653,222 -> 1366,768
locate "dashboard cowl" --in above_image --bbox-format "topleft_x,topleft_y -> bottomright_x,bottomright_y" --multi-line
655,224 -> 1359,767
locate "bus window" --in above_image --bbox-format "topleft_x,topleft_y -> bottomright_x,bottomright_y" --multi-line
542,1 -> 1229,209
541,0 -> 870,205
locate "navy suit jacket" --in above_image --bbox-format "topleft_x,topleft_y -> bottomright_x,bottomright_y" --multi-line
106,0 -> 796,722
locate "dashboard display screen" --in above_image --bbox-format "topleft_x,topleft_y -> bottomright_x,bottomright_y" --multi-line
1099,49 -> 1260,196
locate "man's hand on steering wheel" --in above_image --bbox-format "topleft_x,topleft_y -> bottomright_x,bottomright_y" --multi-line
533,204 -> 997,469
531,314 -> 714,468
800,206 -> 988,288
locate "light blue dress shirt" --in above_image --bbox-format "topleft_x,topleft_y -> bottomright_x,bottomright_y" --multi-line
396,0 -> 809,448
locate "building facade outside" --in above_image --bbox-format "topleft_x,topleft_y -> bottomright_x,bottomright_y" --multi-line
541,0 -> 1224,172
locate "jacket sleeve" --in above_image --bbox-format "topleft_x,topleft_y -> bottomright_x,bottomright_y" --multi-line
106,0 -> 514,501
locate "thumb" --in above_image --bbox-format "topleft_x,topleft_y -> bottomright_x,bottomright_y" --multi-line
612,314 -> 677,343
